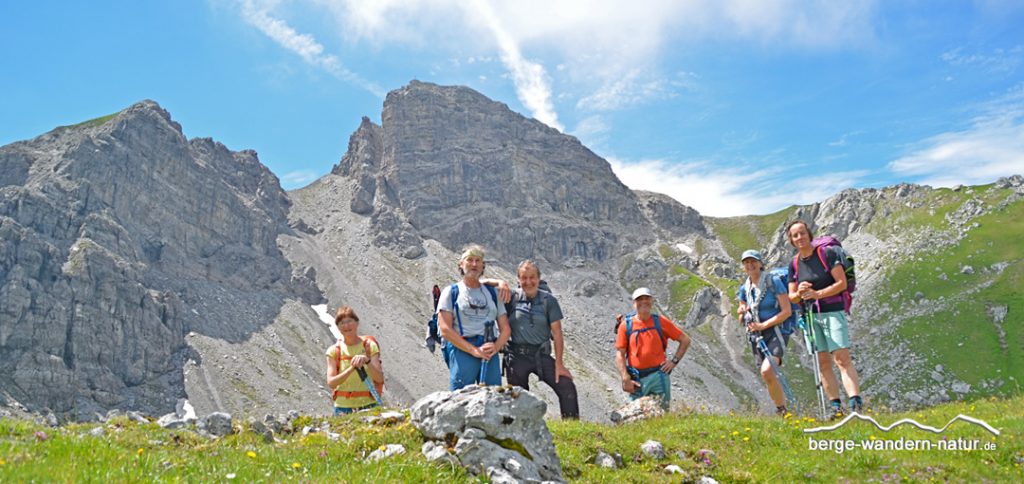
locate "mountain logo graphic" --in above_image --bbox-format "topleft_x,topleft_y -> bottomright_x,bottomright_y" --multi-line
803,413 -> 1000,436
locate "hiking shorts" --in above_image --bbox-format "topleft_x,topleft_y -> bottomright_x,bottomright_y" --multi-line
750,329 -> 789,366
811,310 -> 851,353
334,403 -> 377,415
630,369 -> 671,410
445,336 -> 502,390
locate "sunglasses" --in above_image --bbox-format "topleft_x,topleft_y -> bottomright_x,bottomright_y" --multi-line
468,296 -> 488,310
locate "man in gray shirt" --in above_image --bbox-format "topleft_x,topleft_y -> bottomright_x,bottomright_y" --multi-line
500,260 -> 579,419
437,245 -> 510,390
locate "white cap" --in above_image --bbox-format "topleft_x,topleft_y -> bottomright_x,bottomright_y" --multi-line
631,287 -> 654,300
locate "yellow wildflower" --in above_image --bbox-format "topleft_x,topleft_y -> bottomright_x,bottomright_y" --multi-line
743,437 -> 750,442
379,445 -> 387,451
731,431 -> 739,436
137,448 -> 144,456
292,462 -> 302,469
744,427 -> 751,431
0,458 -> 6,466
869,435 -> 876,441
247,451 -> 257,459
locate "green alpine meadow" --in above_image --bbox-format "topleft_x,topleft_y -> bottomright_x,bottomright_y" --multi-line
1,395 -> 1020,482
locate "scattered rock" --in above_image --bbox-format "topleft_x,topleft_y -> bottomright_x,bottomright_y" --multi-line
199,412 -> 234,437
961,265 -> 974,275
367,443 -> 405,461
421,441 -> 458,465
89,426 -> 106,437
157,413 -> 186,429
641,440 -> 666,460
610,396 -> 664,424
594,450 -> 617,469
665,464 -> 684,474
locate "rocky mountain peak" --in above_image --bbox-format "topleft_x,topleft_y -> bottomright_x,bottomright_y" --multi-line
332,81 -> 700,265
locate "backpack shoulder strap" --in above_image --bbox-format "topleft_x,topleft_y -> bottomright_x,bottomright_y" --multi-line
484,284 -> 498,306
653,314 -> 666,349
450,283 -> 463,336
360,335 -> 379,356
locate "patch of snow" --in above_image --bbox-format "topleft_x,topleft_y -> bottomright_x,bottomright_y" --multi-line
675,243 -> 693,254
312,304 -> 342,339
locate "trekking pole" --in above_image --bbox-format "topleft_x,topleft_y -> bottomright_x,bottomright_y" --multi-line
800,303 -> 828,420
355,367 -> 384,408
751,332 -> 801,415
478,320 -> 496,385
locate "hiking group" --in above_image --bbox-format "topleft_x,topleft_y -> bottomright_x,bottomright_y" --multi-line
325,219 -> 863,421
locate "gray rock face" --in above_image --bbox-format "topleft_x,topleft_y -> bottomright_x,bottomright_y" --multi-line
199,411 -> 233,437
0,101 -> 322,420
411,385 -> 563,482
332,80 -> 664,264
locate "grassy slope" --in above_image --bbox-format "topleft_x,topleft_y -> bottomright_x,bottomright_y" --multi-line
707,206 -> 798,260
1,396 -> 1021,482
874,189 -> 1023,398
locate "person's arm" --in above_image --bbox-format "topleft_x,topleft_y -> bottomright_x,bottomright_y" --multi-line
551,321 -> 572,382
365,346 -> 384,384
493,313 -> 511,354
799,255 -> 848,301
788,280 -> 801,304
750,294 -> 792,331
661,331 -> 691,373
616,347 -> 640,393
438,309 -> 484,358
480,277 -> 512,304
326,353 -> 357,389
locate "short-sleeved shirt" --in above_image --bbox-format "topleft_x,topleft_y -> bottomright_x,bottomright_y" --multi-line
437,282 -> 506,337
790,246 -> 844,313
737,273 -> 788,323
504,288 -> 563,347
325,337 -> 380,409
615,314 -> 684,370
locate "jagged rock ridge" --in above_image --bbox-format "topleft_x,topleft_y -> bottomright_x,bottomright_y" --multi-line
0,101 -> 321,420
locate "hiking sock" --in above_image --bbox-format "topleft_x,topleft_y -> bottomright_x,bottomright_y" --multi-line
829,399 -> 844,420
849,395 -> 864,413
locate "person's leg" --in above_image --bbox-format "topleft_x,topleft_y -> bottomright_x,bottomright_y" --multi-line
448,344 -> 482,390
505,354 -> 533,391
833,349 -> 861,400
537,354 -> 579,419
760,358 -> 785,407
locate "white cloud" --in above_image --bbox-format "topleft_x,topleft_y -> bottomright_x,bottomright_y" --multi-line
941,45 -> 1024,75
466,0 -> 562,130
576,70 -> 678,112
280,169 -> 320,187
888,87 -> 1024,187
607,156 -> 868,216
239,0 -> 385,96
571,115 -> 611,142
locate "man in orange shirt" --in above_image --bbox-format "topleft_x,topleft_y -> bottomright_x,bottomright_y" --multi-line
615,287 -> 691,409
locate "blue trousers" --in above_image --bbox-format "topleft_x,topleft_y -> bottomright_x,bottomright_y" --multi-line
445,335 -> 502,390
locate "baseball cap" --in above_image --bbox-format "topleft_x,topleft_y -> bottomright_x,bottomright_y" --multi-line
740,249 -> 763,262
631,287 -> 654,300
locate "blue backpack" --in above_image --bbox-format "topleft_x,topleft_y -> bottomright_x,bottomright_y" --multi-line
744,268 -> 799,336
617,312 -> 667,375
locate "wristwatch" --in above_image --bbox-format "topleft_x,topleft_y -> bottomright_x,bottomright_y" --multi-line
671,356 -> 681,364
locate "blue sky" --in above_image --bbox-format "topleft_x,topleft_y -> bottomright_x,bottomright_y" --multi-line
2,1 -> 1023,216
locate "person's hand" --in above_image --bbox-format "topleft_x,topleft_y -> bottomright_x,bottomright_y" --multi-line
497,280 -> 512,304
622,377 -> 641,393
746,322 -> 764,332
736,303 -> 749,316
479,342 -> 497,360
554,361 -> 573,383
660,359 -> 678,374
350,355 -> 369,369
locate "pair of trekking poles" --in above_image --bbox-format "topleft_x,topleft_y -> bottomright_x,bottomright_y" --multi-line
747,303 -> 828,420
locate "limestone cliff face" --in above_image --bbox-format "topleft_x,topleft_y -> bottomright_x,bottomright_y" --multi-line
0,101 -> 320,419
333,80 -> 657,264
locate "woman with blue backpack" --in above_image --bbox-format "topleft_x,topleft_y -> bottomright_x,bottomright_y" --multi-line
736,249 -> 794,416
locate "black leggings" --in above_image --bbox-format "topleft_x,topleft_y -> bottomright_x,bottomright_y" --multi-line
505,352 -> 579,419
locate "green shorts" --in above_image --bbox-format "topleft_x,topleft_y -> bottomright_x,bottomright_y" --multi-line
630,370 -> 671,410
810,310 -> 850,353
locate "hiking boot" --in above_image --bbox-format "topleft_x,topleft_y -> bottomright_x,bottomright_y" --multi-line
776,406 -> 789,417
849,396 -> 864,414
829,401 -> 845,421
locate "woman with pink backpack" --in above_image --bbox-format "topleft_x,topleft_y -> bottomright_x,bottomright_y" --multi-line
786,219 -> 864,419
